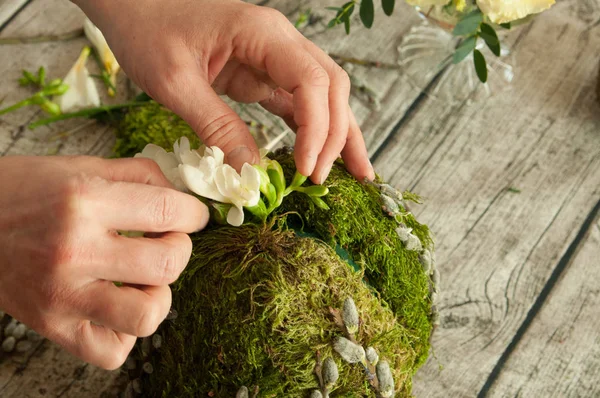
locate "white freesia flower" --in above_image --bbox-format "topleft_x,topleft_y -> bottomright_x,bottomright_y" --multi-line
476,0 -> 555,24
134,144 -> 187,191
83,17 -> 120,92
55,47 -> 100,112
136,138 -> 263,226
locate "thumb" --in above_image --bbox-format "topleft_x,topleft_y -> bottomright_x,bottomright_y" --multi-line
161,75 -> 259,172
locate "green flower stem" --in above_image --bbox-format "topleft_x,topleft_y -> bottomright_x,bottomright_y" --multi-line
0,98 -> 32,115
28,101 -> 149,129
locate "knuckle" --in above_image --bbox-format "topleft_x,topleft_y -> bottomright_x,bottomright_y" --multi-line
150,192 -> 178,230
197,113 -> 247,148
156,243 -> 187,284
306,65 -> 330,87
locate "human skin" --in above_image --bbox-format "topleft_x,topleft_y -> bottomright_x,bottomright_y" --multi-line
72,0 -> 375,185
0,0 -> 375,370
0,156 -> 209,369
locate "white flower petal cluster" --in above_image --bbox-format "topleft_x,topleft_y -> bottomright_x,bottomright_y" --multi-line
135,138 -> 261,226
55,47 -> 100,112
476,0 -> 555,24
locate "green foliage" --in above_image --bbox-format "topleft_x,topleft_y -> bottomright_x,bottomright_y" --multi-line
473,49 -> 488,83
327,1 -> 355,34
381,0 -> 395,16
0,67 -> 68,117
452,36 -> 477,64
452,9 -> 483,36
359,0 -> 375,29
479,23 -> 500,56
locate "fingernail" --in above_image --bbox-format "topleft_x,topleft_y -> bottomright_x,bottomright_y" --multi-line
318,164 -> 332,185
228,146 -> 257,171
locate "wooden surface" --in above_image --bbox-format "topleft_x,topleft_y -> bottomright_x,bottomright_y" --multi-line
1,0 -> 599,397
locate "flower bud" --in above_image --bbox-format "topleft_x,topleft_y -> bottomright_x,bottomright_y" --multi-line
322,357 -> 339,389
342,297 -> 359,335
376,360 -> 395,398
365,346 -> 379,366
333,337 -> 366,364
40,100 -> 61,116
301,185 -> 329,197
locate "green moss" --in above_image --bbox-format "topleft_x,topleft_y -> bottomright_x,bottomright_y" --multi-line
114,102 -> 434,396
272,152 -> 433,371
113,100 -> 200,158
141,221 -> 419,397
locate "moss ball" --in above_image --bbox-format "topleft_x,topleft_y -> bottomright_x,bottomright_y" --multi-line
114,103 -> 436,397
130,151 -> 435,397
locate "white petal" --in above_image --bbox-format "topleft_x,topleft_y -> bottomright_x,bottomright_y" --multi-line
135,144 -> 164,159
179,164 -> 227,202
205,146 -> 225,166
55,48 -> 100,112
226,206 -> 245,226
83,18 -> 120,76
154,151 -> 179,173
241,163 -> 261,192
215,165 -> 241,199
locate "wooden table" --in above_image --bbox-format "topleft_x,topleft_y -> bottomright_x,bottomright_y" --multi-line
1,0 -> 599,396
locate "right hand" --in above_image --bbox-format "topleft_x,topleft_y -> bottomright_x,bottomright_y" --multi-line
0,155 -> 209,369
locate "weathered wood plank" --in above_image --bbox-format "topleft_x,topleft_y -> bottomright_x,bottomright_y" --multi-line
367,2 -> 600,396
0,0 -> 29,28
487,210 -> 600,397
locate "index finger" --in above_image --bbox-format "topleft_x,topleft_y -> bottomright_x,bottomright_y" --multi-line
235,30 -> 330,176
87,179 -> 210,233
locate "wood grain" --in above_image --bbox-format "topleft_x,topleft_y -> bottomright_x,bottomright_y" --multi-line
487,210 -> 600,398
0,0 -> 29,29
368,2 -> 600,396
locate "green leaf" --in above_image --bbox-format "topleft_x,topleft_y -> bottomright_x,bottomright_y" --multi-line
360,0 -> 374,29
327,18 -> 338,28
452,35 -> 477,64
382,0 -> 395,16
452,10 -> 483,36
473,49 -> 488,83
500,22 -> 511,29
479,23 -> 500,57
325,6 -> 343,11
344,17 -> 351,34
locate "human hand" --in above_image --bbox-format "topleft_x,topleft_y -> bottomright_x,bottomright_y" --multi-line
73,0 -> 375,184
0,156 -> 208,369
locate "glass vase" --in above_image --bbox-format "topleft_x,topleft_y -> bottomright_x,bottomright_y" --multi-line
397,6 -> 516,104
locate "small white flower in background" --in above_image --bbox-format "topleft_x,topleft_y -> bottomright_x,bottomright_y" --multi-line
55,46 -> 100,113
83,17 -> 120,90
476,0 -> 555,24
